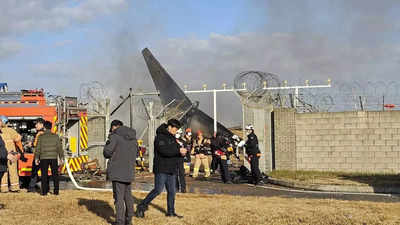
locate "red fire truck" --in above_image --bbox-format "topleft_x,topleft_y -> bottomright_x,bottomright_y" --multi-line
0,83 -> 87,179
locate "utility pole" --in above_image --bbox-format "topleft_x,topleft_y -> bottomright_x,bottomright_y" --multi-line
129,88 -> 133,128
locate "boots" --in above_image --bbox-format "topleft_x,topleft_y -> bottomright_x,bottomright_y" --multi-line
135,204 -> 147,218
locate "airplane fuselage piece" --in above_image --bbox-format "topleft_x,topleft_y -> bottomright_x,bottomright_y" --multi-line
142,48 -> 233,138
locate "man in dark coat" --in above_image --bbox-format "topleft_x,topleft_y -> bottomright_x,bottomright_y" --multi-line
175,129 -> 187,193
212,133 -> 232,184
136,119 -> 187,218
103,120 -> 138,225
28,118 -> 45,192
35,121 -> 63,196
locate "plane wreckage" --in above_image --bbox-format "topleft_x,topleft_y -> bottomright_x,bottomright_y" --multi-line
141,48 -> 233,138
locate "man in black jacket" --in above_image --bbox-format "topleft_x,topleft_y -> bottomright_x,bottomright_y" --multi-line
244,124 -> 263,185
28,118 -> 45,192
175,128 -> 187,193
136,119 -> 187,218
103,120 -> 138,225
212,133 -> 232,184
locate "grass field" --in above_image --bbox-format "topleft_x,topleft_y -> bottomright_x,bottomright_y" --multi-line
269,170 -> 400,186
0,190 -> 399,225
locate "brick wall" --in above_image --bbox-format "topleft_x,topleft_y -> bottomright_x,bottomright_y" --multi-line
294,111 -> 400,173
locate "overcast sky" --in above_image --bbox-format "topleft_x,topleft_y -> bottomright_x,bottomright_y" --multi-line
1,0 -> 400,127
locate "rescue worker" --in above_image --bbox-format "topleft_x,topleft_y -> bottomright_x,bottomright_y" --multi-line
0,116 -> 23,193
136,119 -> 187,218
192,130 -> 211,179
175,128 -> 187,193
103,120 -> 137,225
181,128 -> 193,175
239,124 -> 264,185
231,135 -> 241,159
28,118 -> 45,192
35,121 -> 63,195
212,133 -> 232,184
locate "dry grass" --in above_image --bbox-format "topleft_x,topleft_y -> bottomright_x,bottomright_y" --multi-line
0,190 -> 399,225
270,170 -> 400,186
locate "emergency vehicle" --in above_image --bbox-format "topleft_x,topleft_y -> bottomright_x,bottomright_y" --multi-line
0,83 -> 88,178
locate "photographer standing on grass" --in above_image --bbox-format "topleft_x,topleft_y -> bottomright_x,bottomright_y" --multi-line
136,119 -> 187,218
103,120 -> 138,225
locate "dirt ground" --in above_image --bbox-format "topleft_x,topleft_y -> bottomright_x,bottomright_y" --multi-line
0,190 -> 400,225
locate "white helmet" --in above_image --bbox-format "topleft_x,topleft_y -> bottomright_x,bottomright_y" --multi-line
232,135 -> 240,141
245,124 -> 254,130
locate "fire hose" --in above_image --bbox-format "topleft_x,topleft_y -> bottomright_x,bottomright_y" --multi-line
64,158 -> 147,193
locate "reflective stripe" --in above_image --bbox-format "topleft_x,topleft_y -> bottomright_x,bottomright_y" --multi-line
80,114 -> 88,150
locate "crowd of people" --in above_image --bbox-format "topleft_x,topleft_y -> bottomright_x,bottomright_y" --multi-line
173,123 -> 265,189
104,119 -> 265,224
0,116 -> 62,196
0,114 -> 264,225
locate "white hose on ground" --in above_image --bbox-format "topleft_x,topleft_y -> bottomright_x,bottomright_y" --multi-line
64,158 -> 148,193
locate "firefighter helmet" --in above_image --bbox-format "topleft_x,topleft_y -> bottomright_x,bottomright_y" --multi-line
0,116 -> 8,124
245,124 -> 254,130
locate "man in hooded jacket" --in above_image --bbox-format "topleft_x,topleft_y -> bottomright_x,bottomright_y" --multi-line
136,119 -> 187,218
103,120 -> 138,225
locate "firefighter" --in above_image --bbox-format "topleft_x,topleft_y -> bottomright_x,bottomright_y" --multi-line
0,116 -> 23,193
240,124 -> 264,185
212,133 -> 232,184
192,130 -> 211,179
175,128 -> 187,193
28,118 -> 45,192
181,128 -> 193,175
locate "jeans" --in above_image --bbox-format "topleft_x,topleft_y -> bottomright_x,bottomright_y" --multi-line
140,173 -> 176,213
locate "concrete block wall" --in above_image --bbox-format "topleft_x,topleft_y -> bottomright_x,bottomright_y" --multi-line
243,103 -> 273,173
87,116 -> 107,169
273,108 -> 297,170
295,111 -> 400,173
